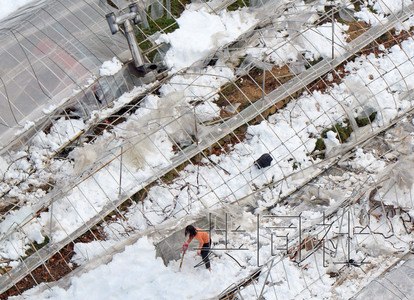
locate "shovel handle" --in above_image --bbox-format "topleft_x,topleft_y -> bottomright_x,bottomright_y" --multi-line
179,251 -> 185,271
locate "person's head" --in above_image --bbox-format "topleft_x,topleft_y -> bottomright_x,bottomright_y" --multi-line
185,225 -> 197,238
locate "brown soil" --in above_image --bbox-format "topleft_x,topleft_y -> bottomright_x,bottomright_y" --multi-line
346,21 -> 370,42
217,65 -> 293,116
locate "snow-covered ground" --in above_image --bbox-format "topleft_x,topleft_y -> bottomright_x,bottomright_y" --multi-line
2,0 -> 414,299
14,237 -> 257,300
12,138 -> 414,298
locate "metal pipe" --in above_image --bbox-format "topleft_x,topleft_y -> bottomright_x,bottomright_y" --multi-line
119,146 -> 123,196
123,19 -> 145,69
331,7 -> 335,59
257,214 -> 260,266
115,12 -> 137,24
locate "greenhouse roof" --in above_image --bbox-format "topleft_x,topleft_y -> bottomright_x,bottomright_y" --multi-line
0,0 -> 129,150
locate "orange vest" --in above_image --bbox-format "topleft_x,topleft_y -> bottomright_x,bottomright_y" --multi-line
194,228 -> 210,246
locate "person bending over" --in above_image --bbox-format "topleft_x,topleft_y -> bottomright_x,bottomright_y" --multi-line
182,225 -> 211,271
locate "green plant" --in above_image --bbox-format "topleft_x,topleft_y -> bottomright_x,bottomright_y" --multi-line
228,0 -> 250,11
314,138 -> 326,152
305,57 -> 324,69
311,138 -> 326,160
311,120 -> 353,159
24,236 -> 50,257
292,161 -> 301,170
134,0 -> 192,60
355,111 -> 377,127
321,121 -> 353,143
351,0 -> 362,12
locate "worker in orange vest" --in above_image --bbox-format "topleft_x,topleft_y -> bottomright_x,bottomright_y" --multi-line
182,225 -> 211,271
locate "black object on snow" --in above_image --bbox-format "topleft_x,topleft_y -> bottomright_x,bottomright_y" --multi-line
254,153 -> 273,169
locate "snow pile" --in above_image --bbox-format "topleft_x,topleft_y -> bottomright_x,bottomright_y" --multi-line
240,255 -> 334,299
354,6 -> 387,26
296,22 -> 349,60
71,240 -> 118,266
395,15 -> 414,34
351,0 -> 412,25
346,148 -> 386,173
353,0 -> 411,25
99,57 -> 123,77
16,237 -> 252,300
0,117 -> 86,220
157,7 -> 258,71
372,0 -> 411,15
324,130 -> 341,155
32,118 -> 85,153
0,207 -> 34,259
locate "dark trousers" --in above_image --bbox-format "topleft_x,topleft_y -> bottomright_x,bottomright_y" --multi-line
201,242 -> 211,269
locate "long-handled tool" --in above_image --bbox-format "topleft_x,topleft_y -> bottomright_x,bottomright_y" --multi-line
178,251 -> 186,271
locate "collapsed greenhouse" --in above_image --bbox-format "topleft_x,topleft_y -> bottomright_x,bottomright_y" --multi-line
1,0 -> 414,299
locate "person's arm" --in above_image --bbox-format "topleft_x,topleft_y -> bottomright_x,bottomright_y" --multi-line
182,236 -> 193,252
197,240 -> 203,255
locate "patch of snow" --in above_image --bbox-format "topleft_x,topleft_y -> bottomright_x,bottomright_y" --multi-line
99,57 -> 123,77
42,104 -> 57,114
324,130 -> 341,154
354,6 -> 387,25
346,148 -> 386,173
71,240 -> 118,266
32,118 -> 85,153
157,8 -> 258,71
14,121 -> 35,136
372,0 -> 411,15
